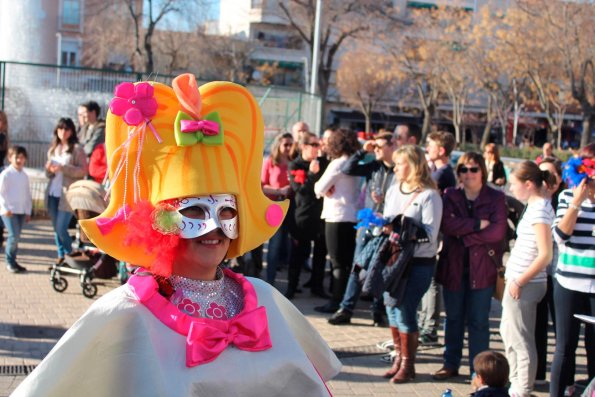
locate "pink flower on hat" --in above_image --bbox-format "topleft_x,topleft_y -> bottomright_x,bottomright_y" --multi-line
110,82 -> 158,126
206,302 -> 227,320
178,298 -> 201,316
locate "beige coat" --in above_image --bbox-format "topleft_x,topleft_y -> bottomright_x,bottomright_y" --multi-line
45,144 -> 88,212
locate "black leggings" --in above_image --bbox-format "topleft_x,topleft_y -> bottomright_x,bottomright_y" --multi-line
550,279 -> 595,397
325,222 -> 357,304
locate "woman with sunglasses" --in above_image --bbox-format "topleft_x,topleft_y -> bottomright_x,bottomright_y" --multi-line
261,132 -> 296,286
484,143 -> 507,188
434,152 -> 507,381
285,132 -> 329,299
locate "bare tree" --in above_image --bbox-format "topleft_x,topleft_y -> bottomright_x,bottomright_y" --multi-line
336,47 -> 398,133
278,1 -> 378,113
498,1 -> 577,148
515,0 -> 594,148
84,0 -> 203,72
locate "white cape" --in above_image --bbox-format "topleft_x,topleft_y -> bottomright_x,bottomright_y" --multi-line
12,278 -> 341,397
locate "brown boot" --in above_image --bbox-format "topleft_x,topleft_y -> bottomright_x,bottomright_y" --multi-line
383,327 -> 401,378
390,331 -> 418,383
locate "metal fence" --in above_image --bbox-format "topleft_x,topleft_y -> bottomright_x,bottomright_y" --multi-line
0,61 -> 322,168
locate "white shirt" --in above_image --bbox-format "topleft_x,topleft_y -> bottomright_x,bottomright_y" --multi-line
314,155 -> 361,223
48,148 -> 69,197
0,165 -> 32,215
506,199 -> 555,284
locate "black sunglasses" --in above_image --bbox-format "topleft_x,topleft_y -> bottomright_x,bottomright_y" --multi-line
305,142 -> 320,147
459,166 -> 480,174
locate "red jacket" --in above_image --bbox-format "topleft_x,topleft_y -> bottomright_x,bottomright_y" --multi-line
88,143 -> 107,183
436,185 -> 508,291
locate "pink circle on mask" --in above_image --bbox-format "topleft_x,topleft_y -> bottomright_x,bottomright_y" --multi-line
265,204 -> 284,227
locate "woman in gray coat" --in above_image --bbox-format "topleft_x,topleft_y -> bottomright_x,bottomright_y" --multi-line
45,118 -> 87,263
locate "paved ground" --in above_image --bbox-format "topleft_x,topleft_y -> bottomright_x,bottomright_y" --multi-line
0,220 -> 590,396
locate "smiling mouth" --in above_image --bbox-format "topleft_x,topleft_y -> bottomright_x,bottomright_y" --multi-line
196,239 -> 221,246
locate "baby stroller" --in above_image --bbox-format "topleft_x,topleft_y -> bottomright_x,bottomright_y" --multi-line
49,180 -> 118,298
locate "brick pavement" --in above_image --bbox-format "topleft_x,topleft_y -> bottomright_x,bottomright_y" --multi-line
0,220 -> 589,396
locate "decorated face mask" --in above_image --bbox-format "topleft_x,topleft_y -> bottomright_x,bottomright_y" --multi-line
153,194 -> 238,239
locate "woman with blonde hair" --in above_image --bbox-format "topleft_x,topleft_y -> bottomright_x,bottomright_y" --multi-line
483,143 -> 507,187
381,144 -> 442,383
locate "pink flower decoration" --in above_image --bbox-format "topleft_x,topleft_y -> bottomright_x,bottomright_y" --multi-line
206,302 -> 227,320
110,82 -> 158,126
178,298 -> 201,316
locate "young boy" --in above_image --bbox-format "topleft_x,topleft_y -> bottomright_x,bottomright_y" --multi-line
0,146 -> 32,273
471,351 -> 510,397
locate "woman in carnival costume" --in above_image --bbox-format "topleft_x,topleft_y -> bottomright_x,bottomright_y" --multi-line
12,74 -> 340,397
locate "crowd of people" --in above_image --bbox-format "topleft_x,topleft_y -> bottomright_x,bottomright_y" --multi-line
0,100 -> 593,396
254,121 -> 593,397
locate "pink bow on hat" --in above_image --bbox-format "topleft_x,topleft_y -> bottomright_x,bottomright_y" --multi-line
180,119 -> 220,136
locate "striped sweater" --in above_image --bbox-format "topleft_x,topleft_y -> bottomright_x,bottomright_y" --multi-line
506,198 -> 554,284
553,189 -> 595,293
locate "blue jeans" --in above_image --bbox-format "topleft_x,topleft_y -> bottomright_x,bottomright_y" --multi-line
266,221 -> 289,286
442,273 -> 494,373
47,195 -> 73,258
340,269 -> 384,316
1,214 -> 25,267
385,262 -> 434,333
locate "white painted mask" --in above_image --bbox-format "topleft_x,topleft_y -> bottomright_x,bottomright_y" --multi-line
173,194 -> 238,239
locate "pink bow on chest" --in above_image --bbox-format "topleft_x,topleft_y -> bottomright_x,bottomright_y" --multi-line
186,306 -> 271,366
127,269 -> 273,368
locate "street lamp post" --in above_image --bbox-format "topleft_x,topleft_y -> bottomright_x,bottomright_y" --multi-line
310,0 -> 322,134
56,32 -> 62,86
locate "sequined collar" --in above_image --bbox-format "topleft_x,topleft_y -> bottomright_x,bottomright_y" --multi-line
169,267 -> 225,296
167,266 -> 244,320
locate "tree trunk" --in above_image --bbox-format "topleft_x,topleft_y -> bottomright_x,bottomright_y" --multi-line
582,113 -> 594,149
481,96 -> 495,148
480,123 -> 491,149
421,107 -> 433,140
454,124 -> 461,145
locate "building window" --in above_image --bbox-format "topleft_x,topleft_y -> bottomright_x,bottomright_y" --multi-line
60,40 -> 80,66
62,0 -> 81,25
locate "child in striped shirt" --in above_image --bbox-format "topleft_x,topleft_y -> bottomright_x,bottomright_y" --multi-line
500,161 -> 556,397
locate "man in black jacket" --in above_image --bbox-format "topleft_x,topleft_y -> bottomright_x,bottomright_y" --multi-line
324,132 -> 396,324
285,132 -> 329,299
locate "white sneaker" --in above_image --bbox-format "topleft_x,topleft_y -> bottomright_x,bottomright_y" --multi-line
380,350 -> 396,363
376,339 -> 394,351
564,385 -> 575,397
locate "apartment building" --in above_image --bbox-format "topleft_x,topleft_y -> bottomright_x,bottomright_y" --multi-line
0,0 -> 84,66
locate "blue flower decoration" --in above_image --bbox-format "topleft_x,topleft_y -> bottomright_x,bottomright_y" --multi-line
562,157 -> 587,188
355,208 -> 387,230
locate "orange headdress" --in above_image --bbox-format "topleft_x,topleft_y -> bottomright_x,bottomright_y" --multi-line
80,74 -> 288,272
